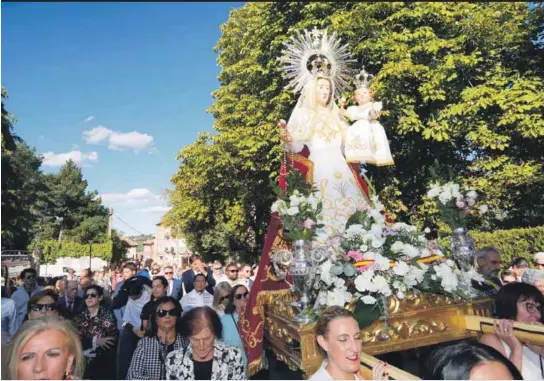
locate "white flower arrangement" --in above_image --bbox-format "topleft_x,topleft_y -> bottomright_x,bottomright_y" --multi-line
315,193 -> 483,307
271,174 -> 325,241
426,181 -> 488,229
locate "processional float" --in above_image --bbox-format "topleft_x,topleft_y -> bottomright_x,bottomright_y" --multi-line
239,28 -> 544,379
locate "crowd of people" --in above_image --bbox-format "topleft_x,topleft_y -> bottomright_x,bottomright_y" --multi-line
1,249 -> 544,380
0,254 -> 259,380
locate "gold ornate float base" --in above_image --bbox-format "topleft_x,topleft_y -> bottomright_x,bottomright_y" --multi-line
264,292 -> 492,378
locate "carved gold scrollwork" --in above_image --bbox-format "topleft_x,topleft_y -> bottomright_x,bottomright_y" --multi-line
385,292 -> 462,314
361,317 -> 449,344
265,292 -> 493,375
268,293 -> 298,319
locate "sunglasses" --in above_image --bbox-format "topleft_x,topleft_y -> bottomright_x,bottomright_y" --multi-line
228,269 -> 238,273
85,293 -> 98,299
157,308 -> 178,318
164,271 -> 173,275
31,303 -> 57,312
220,296 -> 229,302
25,275 -> 36,280
234,292 -> 249,300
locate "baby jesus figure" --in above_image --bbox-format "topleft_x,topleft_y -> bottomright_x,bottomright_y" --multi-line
342,68 -> 394,167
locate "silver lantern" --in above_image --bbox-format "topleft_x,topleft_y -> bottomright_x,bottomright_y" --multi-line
450,227 -> 475,272
272,240 -> 329,323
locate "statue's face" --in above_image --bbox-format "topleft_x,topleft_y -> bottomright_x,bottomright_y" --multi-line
316,78 -> 331,106
355,88 -> 372,105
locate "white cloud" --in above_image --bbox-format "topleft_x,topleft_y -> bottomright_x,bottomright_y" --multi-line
41,150 -> 98,167
84,116 -> 95,123
82,125 -> 154,152
99,188 -> 160,204
139,206 -> 172,213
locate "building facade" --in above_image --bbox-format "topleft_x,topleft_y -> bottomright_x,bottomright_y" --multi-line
155,223 -> 191,267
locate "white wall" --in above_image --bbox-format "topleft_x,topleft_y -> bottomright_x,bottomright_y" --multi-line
39,257 -> 110,277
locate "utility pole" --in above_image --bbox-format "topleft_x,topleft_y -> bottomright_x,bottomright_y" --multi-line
88,240 -> 93,271
108,208 -> 113,238
33,202 -> 48,276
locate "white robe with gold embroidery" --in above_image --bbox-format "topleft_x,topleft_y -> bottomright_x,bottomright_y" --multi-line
286,104 -> 369,249
344,102 -> 394,166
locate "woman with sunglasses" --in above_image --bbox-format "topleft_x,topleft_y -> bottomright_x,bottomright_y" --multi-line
128,296 -> 188,380
220,284 -> 249,374
211,282 -> 232,318
26,289 -> 59,321
480,282 -> 544,379
140,276 -> 168,334
73,285 -> 118,380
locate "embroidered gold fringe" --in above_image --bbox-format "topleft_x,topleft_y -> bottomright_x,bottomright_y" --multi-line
246,288 -> 294,376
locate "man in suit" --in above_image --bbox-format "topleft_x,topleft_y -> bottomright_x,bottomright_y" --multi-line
163,265 -> 183,299
57,280 -> 83,319
182,254 -> 216,295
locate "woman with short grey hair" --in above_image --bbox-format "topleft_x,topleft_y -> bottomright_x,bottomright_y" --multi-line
521,269 -> 544,295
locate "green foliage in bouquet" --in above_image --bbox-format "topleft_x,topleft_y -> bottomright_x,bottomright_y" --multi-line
271,169 -> 325,242
353,299 -> 382,329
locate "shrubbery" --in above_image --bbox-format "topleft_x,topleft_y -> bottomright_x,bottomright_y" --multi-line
29,240 -> 113,262
440,226 -> 544,267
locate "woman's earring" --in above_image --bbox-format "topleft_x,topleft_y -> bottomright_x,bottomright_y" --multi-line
64,369 -> 73,380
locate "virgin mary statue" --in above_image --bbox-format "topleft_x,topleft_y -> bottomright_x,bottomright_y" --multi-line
278,29 -> 371,250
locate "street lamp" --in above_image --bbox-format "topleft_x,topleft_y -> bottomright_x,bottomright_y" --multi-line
88,240 -> 93,271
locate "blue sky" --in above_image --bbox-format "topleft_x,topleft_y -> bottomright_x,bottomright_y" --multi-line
2,2 -> 244,235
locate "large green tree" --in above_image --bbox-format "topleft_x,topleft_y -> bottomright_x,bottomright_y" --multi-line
1,89 -> 47,250
166,2 -> 544,256
40,160 -> 109,244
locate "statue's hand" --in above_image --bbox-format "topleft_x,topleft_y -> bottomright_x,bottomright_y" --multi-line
278,120 -> 292,143
370,110 -> 380,121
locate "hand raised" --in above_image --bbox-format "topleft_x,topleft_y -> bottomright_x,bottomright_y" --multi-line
494,319 -> 522,350
372,361 -> 390,380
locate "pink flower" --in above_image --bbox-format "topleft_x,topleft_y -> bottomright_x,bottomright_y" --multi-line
347,250 -> 364,262
456,200 -> 465,208
303,219 -> 316,229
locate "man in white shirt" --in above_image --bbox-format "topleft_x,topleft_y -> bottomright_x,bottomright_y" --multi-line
212,261 -> 229,284
2,287 -> 19,345
224,263 -> 240,286
239,263 -> 254,290
180,274 -> 213,312
11,268 -> 43,327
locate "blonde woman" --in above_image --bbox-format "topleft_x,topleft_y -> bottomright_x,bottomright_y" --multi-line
5,317 -> 85,380
211,281 -> 232,317
311,306 -> 389,380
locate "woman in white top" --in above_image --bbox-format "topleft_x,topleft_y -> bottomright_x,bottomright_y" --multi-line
481,282 -> 544,379
310,306 -> 388,380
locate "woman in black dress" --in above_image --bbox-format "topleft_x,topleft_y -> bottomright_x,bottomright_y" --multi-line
73,285 -> 118,380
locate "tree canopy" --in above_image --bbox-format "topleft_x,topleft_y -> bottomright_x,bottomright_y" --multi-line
1,89 -> 119,260
166,3 -> 543,259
